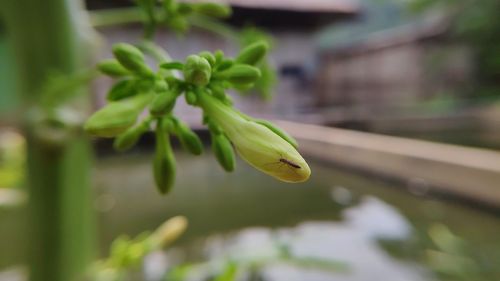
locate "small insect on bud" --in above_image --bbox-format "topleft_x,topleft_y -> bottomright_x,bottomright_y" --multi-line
97,59 -> 130,77
107,79 -> 137,101
149,91 -> 177,117
216,64 -> 261,86
192,2 -> 231,18
113,121 -> 149,152
211,132 -> 235,172
183,55 -> 212,86
172,118 -> 203,155
84,94 -> 152,138
236,41 -> 269,65
153,120 -> 176,194
112,43 -> 153,78
198,93 -> 310,182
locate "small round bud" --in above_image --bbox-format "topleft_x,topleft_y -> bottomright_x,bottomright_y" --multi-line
154,79 -> 169,92
97,59 -> 130,77
183,55 -> 212,86
236,41 -> 269,65
185,90 -> 198,105
112,43 -> 153,78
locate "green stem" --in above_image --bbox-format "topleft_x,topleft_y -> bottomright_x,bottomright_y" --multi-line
2,0 -> 95,281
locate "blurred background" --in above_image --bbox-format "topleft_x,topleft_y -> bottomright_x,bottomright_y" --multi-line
1,0 -> 500,281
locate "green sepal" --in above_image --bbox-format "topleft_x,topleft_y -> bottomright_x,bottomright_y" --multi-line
253,119 -> 298,148
211,132 -> 235,172
112,43 -> 153,78
97,59 -> 130,77
153,119 -> 176,194
107,79 -> 137,101
160,61 -> 184,70
236,41 -> 269,65
84,93 -> 153,138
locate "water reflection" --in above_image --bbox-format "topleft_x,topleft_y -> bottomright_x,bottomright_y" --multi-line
156,197 -> 429,281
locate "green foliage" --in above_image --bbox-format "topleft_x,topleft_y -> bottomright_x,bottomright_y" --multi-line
408,0 -> 500,98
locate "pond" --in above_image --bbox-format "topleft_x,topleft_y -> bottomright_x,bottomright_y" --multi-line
94,152 -> 500,281
1,150 -> 500,281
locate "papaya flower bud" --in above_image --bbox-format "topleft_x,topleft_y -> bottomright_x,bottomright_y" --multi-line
113,119 -> 150,152
97,59 -> 130,77
236,41 -> 269,65
107,79 -> 137,101
153,119 -> 176,194
215,64 -> 261,85
211,132 -> 235,172
112,43 -> 153,78
183,55 -> 212,86
152,216 -> 188,248
199,94 -> 310,183
84,93 -> 153,138
192,2 -> 232,18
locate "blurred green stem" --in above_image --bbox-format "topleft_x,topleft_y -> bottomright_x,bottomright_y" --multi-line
1,0 -> 95,281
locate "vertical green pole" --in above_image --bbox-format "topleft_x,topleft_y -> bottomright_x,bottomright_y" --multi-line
1,1 -> 95,281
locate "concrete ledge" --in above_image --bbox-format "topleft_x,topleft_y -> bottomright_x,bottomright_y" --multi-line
276,121 -> 500,207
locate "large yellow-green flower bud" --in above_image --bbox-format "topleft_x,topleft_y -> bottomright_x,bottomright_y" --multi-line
112,43 -> 153,78
183,55 -> 211,86
84,93 -> 152,138
199,94 -> 310,183
236,41 -> 269,65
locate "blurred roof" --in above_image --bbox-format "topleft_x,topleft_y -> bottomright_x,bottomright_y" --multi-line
210,0 -> 359,13
86,0 -> 359,13
315,0 -> 448,53
86,0 -> 360,29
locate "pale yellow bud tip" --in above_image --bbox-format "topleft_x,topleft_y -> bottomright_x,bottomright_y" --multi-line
153,216 -> 188,247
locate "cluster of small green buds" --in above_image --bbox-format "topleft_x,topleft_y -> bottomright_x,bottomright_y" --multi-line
137,0 -> 232,34
85,39 -> 309,195
91,216 -> 188,281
